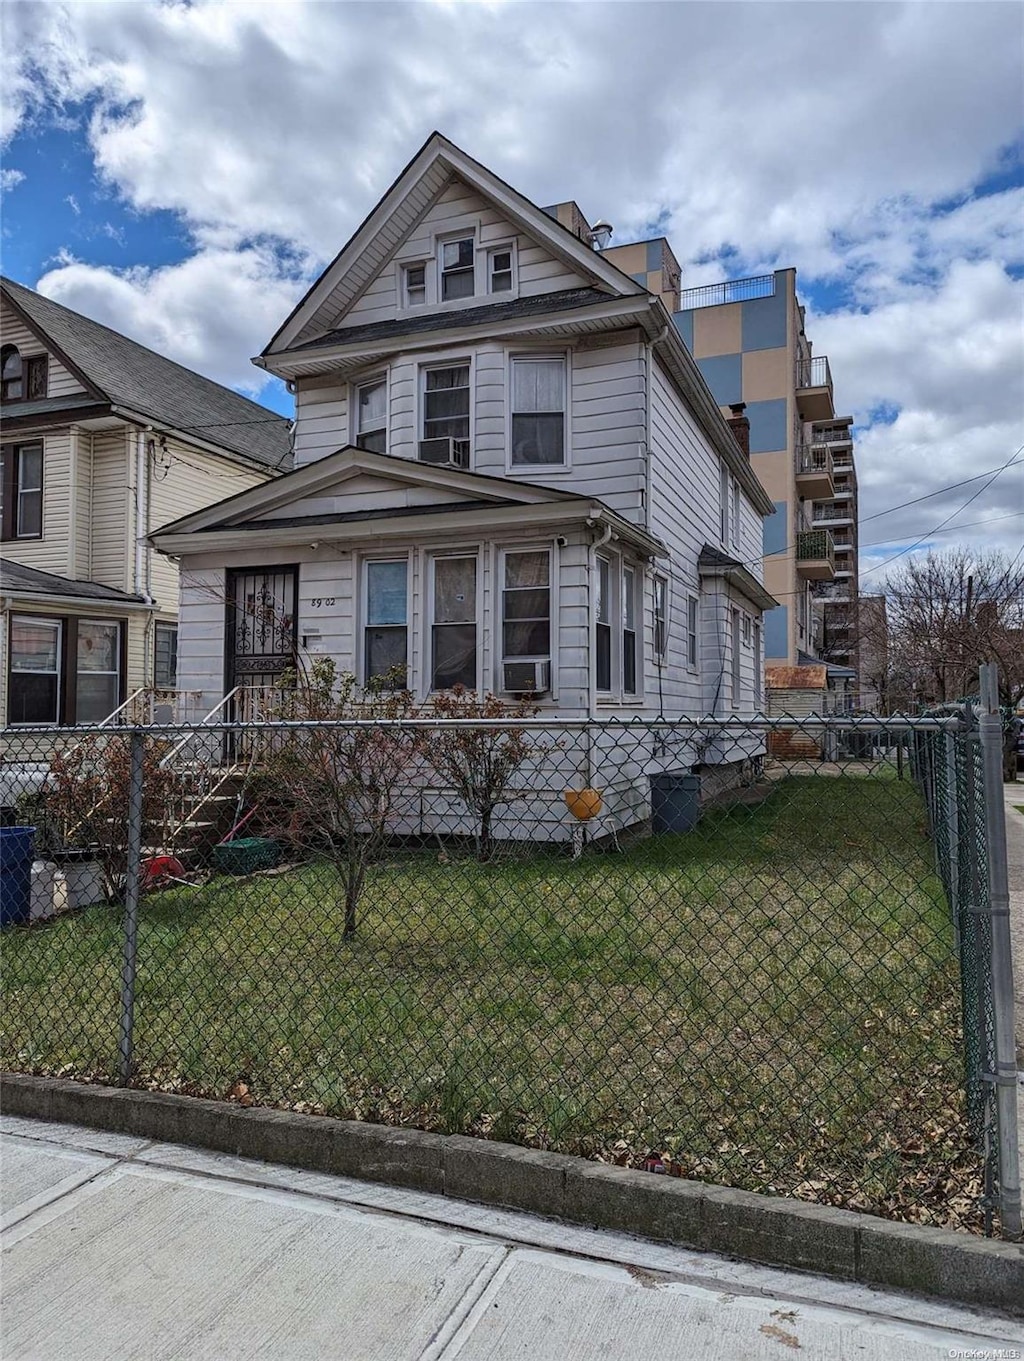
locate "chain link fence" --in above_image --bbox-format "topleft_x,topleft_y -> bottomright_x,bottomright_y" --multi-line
1,689 -> 1019,1237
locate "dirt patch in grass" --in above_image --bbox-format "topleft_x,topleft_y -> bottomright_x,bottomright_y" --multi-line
1,773 -> 980,1230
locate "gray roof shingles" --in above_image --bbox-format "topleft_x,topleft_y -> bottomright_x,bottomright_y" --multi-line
1,559 -> 147,605
2,277 -> 292,472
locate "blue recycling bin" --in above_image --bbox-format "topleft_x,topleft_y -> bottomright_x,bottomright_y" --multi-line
650,773 -> 700,834
1,826 -> 36,927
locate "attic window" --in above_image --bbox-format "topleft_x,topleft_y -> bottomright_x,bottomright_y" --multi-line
440,237 -> 475,301
404,264 -> 426,308
1,346 -> 22,400
488,247 -> 513,294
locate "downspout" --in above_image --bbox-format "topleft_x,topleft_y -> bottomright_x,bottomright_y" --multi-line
134,428 -> 155,694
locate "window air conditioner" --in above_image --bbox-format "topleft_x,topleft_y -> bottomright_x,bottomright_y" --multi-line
503,659 -> 551,695
418,437 -> 470,469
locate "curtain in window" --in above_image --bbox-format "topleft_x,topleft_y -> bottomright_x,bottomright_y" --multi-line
76,621 -> 120,722
512,358 -> 565,465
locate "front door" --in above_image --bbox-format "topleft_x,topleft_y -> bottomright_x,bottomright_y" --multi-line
226,566 -> 299,720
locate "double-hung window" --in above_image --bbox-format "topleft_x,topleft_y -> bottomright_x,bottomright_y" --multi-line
687,596 -> 698,669
365,559 -> 408,687
720,466 -> 730,544
730,609 -> 742,708
403,263 -> 426,307
431,555 -> 477,690
622,566 -> 638,696
595,556 -> 612,693
510,356 -> 565,467
76,621 -> 121,723
440,237 -> 475,301
653,577 -> 668,662
8,617 -> 61,724
502,550 -> 550,664
422,365 -> 471,449
732,482 -> 741,551
488,247 -> 513,294
1,442 -> 43,539
154,622 -> 178,689
753,621 -> 762,708
356,378 -> 387,453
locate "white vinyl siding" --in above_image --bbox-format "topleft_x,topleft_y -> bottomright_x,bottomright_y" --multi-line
1,430 -> 73,576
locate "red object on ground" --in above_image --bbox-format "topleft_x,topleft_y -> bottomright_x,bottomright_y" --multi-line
141,855 -> 186,890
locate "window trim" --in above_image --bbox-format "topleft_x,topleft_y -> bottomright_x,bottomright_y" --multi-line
1,440 -> 44,540
505,350 -> 571,474
352,372 -> 389,454
361,555 -> 410,689
427,548 -> 481,694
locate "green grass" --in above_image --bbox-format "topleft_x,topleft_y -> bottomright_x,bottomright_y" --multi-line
1,773 -> 977,1228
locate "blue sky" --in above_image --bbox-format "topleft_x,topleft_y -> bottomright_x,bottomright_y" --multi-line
2,0 -> 1022,561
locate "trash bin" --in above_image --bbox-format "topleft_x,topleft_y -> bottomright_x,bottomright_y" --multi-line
650,773 -> 700,834
1,826 -> 36,927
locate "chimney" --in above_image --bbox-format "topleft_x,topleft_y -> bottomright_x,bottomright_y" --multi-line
727,403 -> 750,458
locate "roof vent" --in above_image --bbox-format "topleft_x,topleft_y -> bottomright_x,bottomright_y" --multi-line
588,220 -> 613,251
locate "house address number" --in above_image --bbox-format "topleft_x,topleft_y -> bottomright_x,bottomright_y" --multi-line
309,597 -> 336,608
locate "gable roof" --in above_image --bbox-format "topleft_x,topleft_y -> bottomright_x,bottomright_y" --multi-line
263,131 -> 646,357
149,444 -> 668,560
1,277 -> 292,473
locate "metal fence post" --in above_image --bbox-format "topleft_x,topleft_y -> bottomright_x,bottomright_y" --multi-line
977,663 -> 1023,1238
118,728 -> 145,1086
944,731 -> 960,948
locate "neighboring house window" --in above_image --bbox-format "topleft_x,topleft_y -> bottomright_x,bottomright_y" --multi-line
365,559 -> 408,687
753,621 -> 762,708
431,555 -> 477,689
687,596 -> 698,669
1,345 -> 22,400
422,364 -> 471,446
1,442 -> 43,539
0,347 -> 46,403
595,555 -> 612,693
502,549 -> 550,665
356,378 -> 387,453
404,263 -> 427,307
731,608 -> 742,708
653,577 -> 668,662
742,613 -> 752,645
510,356 -> 566,466
488,247 -> 513,294
7,615 -> 123,725
440,236 -> 475,301
154,623 -> 178,689
76,620 -> 121,723
622,565 -> 638,696
8,616 -> 60,724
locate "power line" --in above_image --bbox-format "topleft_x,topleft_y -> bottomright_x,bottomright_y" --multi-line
859,454 -> 1024,525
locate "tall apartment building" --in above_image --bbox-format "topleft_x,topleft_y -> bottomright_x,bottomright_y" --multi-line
668,269 -> 859,693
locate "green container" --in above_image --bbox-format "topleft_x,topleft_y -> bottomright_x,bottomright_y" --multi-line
212,837 -> 279,876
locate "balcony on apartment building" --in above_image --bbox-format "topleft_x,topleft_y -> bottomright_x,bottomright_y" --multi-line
812,580 -> 852,603
811,501 -> 854,529
677,272 -> 776,311
795,441 -> 834,499
811,421 -> 853,450
796,527 -> 836,580
796,355 -> 834,421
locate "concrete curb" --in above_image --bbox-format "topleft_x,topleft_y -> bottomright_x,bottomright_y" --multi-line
3,1073 -> 1021,1316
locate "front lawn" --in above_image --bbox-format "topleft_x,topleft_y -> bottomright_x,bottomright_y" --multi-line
1,773 -> 978,1228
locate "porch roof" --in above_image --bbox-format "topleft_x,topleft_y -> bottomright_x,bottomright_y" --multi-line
1,560 -> 149,608
697,544 -> 778,613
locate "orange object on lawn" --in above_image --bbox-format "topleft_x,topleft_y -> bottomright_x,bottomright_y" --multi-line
141,855 -> 186,890
563,787 -> 603,821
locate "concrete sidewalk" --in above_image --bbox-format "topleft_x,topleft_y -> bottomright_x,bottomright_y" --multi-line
2,1116 -> 1022,1360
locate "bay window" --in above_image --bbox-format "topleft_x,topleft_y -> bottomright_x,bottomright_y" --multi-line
511,356 -> 565,466
431,555 -> 477,690
365,559 -> 408,686
502,550 -> 550,664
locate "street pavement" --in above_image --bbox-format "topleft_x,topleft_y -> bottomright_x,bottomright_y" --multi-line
2,1115 -> 1022,1360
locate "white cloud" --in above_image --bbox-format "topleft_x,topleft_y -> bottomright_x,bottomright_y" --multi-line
2,0 -> 1022,571
1,167 -> 25,191
36,249 -> 305,395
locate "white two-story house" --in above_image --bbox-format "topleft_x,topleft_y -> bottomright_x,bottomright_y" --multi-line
151,134 -> 776,831
0,278 -> 292,729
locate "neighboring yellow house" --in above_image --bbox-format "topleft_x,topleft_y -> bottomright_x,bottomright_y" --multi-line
0,277 -> 292,727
